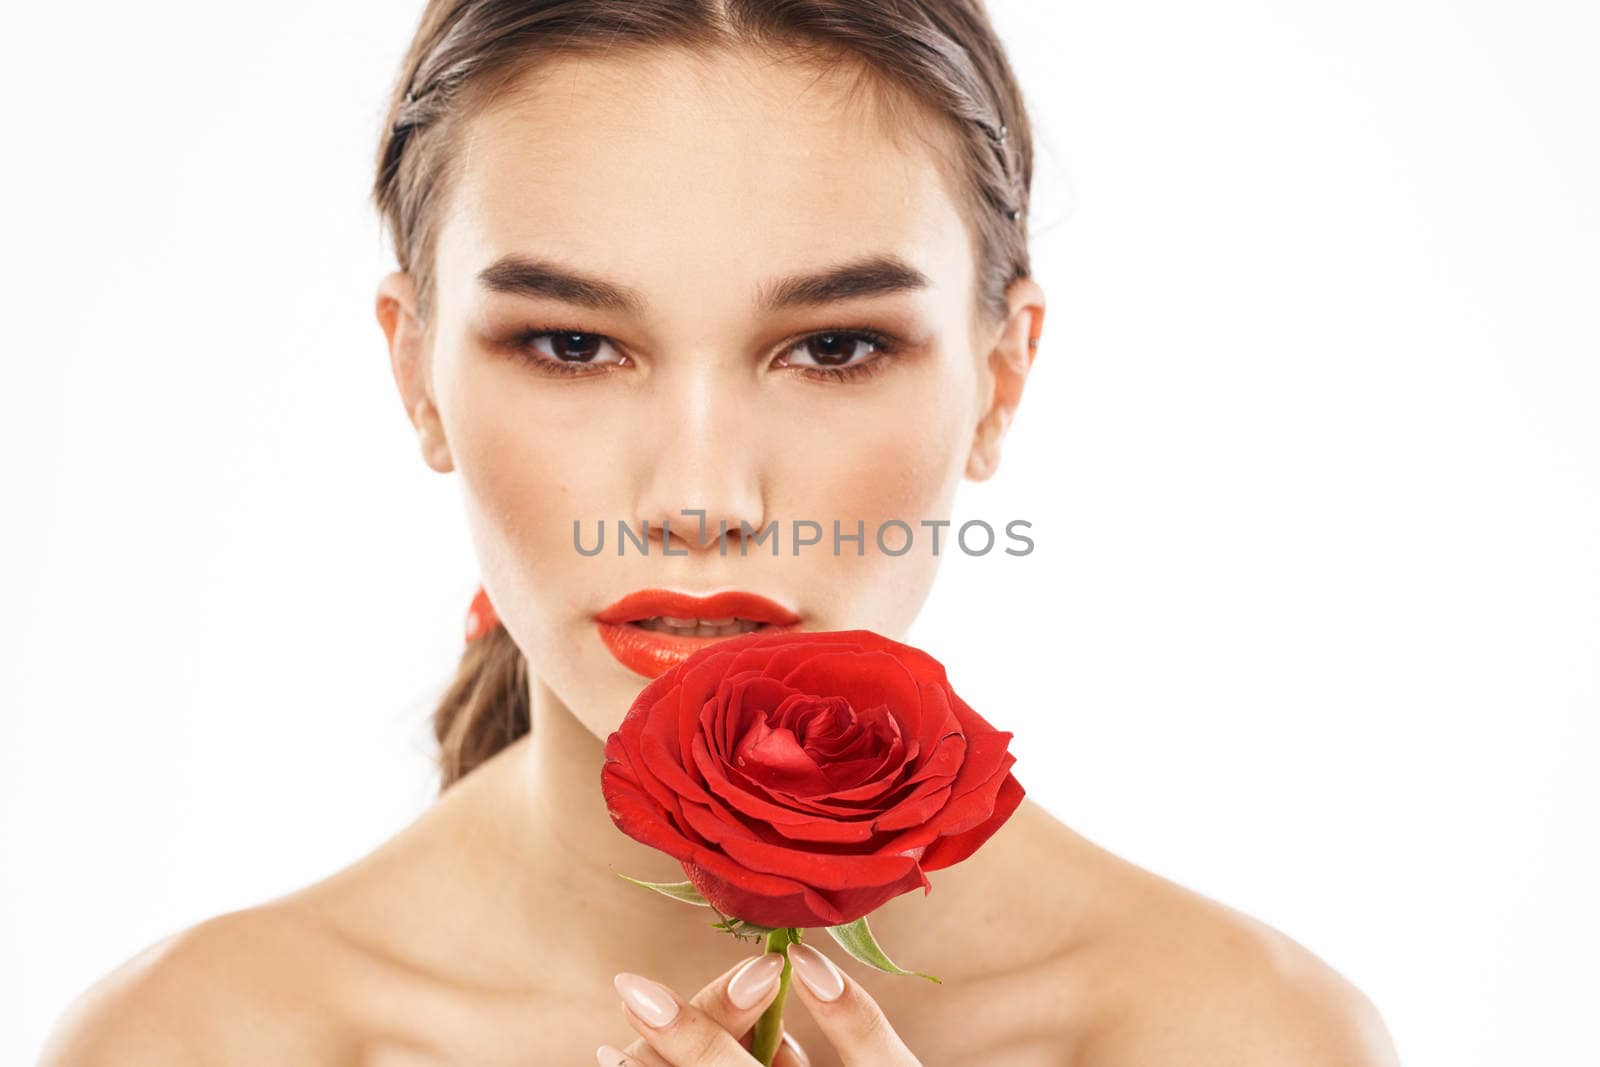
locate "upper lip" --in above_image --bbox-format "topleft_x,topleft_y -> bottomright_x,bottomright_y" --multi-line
595,588 -> 801,625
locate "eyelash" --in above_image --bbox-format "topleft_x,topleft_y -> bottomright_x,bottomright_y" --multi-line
503,326 -> 899,383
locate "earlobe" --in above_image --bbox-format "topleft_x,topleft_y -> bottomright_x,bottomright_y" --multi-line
412,399 -> 455,474
375,271 -> 454,474
964,444 -> 997,482
964,277 -> 1046,483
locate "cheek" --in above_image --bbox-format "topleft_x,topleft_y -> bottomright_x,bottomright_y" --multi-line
447,366 -> 658,726
783,366 -> 970,526
771,365 -> 972,632
458,404 -> 584,554
807,419 -> 957,527
445,361 -> 626,624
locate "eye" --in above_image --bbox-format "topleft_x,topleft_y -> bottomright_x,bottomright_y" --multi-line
779,329 -> 899,383
505,328 -> 628,376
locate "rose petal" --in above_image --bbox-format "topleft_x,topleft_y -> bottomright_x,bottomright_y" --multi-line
718,831 -> 922,893
691,734 -> 881,843
781,650 -> 924,739
919,769 -> 1026,871
869,755 -> 1016,864
726,637 -> 862,681
677,794 -> 770,846
940,730 -> 1016,802
870,780 -> 956,832
603,764 -> 698,852
735,720 -> 828,793
609,708 -> 702,814
639,703 -> 714,805
676,655 -> 744,776
810,629 -> 952,688
682,854 -> 847,929
808,863 -> 930,926
704,674 -> 794,761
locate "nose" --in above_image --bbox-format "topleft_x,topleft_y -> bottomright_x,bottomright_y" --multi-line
631,364 -> 767,555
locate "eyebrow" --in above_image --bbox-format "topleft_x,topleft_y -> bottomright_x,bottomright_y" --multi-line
474,253 -> 931,314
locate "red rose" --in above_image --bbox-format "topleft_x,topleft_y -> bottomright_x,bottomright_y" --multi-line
600,628 -> 1024,929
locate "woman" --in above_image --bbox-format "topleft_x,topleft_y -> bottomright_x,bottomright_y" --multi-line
42,2 -> 1399,1064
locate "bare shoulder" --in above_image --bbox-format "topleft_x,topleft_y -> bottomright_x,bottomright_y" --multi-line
1060,840 -> 1400,1067
38,905 -> 362,1067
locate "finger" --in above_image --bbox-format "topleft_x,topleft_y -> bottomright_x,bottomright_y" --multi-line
783,941 -> 920,1066
615,952 -> 783,1066
614,952 -> 812,1066
778,1030 -> 812,1066
610,952 -> 788,1066
614,954 -> 759,1067
598,1035 -> 808,1067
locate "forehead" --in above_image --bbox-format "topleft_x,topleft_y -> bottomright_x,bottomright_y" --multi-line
437,44 -> 976,315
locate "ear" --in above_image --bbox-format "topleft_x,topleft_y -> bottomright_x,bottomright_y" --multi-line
375,271 -> 453,473
965,276 -> 1046,481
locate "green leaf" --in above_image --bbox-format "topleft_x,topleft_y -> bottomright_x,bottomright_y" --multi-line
709,916 -> 782,941
824,916 -> 942,984
612,871 -> 710,906
703,901 -> 790,944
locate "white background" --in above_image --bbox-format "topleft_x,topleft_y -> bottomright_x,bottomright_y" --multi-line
3,1 -> 1596,1063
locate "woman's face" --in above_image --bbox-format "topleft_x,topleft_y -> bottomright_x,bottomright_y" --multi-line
380,45 -> 1037,740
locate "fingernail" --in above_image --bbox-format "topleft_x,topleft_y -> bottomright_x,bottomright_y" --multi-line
728,951 -> 786,1009
613,972 -> 679,1027
786,942 -> 844,1001
595,1045 -> 631,1066
782,1030 -> 812,1065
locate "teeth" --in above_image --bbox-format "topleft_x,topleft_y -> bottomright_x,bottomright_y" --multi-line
635,616 -> 764,638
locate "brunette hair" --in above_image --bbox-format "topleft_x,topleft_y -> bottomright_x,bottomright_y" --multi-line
371,0 -> 1036,792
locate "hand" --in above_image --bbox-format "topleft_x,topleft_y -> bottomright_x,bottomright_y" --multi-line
598,941 -> 922,1066
779,941 -> 923,1066
597,950 -> 808,1066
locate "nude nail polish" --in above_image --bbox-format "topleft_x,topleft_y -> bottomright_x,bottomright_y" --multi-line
728,951 -> 786,1008
782,1031 -> 812,1065
595,1045 -> 631,1066
613,972 -> 679,1027
786,942 -> 845,1001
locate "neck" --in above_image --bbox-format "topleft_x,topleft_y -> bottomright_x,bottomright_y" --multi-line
498,672 -> 752,979
515,673 -> 689,900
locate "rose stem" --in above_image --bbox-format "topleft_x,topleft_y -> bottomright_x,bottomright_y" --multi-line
749,926 -> 799,1066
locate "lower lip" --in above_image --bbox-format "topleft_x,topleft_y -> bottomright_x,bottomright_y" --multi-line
595,620 -> 800,679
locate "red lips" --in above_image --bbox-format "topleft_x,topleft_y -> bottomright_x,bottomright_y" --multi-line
595,588 -> 801,679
